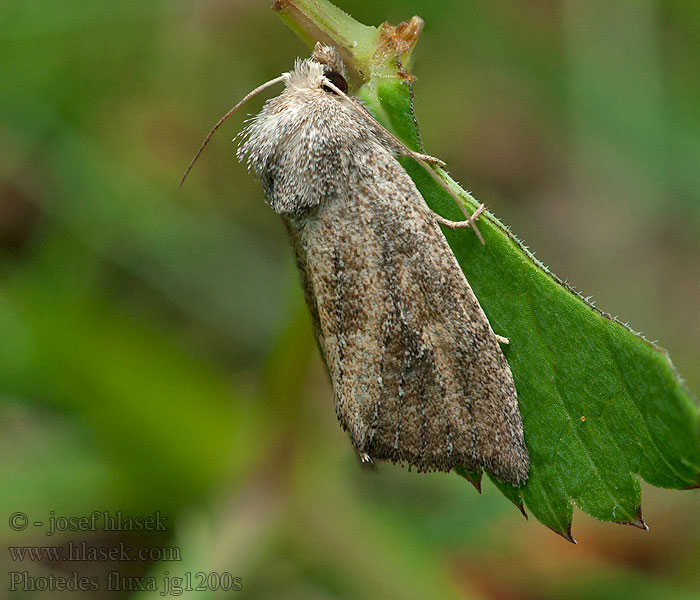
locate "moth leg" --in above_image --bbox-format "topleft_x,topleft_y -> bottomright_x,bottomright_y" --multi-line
412,152 -> 446,167
322,79 -> 483,240
433,203 -> 486,231
495,334 -> 510,345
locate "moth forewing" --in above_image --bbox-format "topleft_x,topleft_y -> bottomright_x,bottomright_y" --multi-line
214,44 -> 529,485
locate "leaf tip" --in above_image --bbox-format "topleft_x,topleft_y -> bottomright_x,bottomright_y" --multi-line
466,476 -> 483,493
683,473 -> 700,490
617,506 -> 648,531
454,466 -> 483,493
547,523 -> 577,544
516,503 -> 528,520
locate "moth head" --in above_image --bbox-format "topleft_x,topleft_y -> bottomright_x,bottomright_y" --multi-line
180,44 -> 349,187
286,43 -> 349,96
312,43 -> 349,94
312,43 -> 347,76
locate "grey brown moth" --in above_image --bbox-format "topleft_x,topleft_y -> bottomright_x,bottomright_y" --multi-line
183,44 -> 530,485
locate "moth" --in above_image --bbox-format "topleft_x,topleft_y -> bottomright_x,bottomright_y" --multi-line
183,43 -> 529,485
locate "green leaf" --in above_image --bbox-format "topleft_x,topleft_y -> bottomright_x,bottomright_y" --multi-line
275,0 -> 700,538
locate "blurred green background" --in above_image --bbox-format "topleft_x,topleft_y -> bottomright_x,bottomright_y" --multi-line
1,1 -> 699,598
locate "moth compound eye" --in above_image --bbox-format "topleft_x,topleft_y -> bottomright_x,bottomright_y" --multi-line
322,70 -> 348,94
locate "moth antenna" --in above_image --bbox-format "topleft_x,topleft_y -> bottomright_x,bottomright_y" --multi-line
179,75 -> 286,187
323,78 -> 484,243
